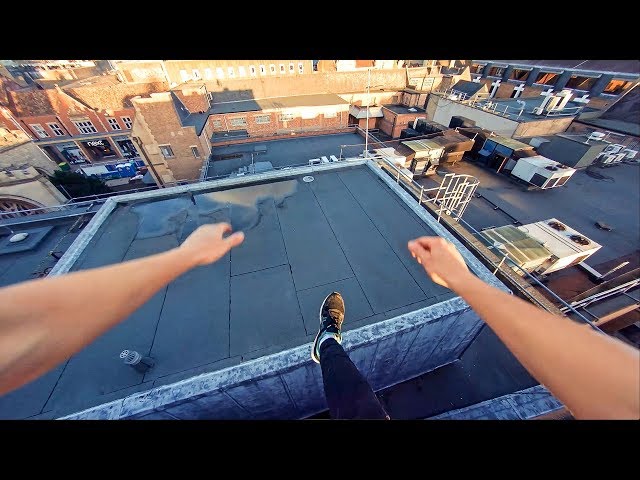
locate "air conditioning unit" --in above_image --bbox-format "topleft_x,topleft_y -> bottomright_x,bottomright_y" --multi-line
510,156 -> 576,189
622,149 -> 638,159
598,153 -> 623,165
522,219 -> 601,275
587,131 -> 606,142
604,143 -> 624,154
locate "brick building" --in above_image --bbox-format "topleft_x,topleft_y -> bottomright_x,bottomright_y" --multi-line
469,60 -> 639,110
204,93 -> 350,142
378,104 -> 428,138
3,76 -> 166,169
130,92 -> 211,185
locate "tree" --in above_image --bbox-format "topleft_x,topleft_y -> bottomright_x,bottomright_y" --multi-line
49,171 -> 112,199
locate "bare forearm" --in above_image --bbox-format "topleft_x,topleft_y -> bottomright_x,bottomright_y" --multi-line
453,275 -> 640,419
0,248 -> 195,394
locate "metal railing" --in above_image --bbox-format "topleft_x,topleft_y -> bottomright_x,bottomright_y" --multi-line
432,87 -> 585,119
372,156 -> 604,332
560,278 -> 640,313
0,198 -> 103,222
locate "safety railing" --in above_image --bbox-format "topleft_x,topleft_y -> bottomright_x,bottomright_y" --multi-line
432,88 -> 584,119
0,198 -> 103,222
372,155 -> 604,332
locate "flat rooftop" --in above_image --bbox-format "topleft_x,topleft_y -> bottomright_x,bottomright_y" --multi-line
210,93 -> 349,115
383,104 -> 426,115
485,96 -> 598,122
0,164 -> 457,419
207,132 -> 363,178
418,161 -> 640,266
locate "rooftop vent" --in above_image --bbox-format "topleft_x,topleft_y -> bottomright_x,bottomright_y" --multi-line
548,221 -> 566,231
570,234 -> 590,246
545,165 -> 559,171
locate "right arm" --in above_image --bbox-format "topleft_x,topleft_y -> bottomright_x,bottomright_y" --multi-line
408,237 -> 640,420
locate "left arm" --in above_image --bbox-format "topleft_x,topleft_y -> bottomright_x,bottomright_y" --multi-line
0,223 -> 244,396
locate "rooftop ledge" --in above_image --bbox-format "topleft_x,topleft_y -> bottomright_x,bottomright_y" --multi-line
43,159 -> 508,420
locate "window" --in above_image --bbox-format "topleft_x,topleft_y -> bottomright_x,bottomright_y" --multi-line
279,64 -> 285,74
298,62 -> 304,74
227,67 -> 235,78
487,66 -> 505,77
289,63 -> 294,73
259,64 -> 266,75
250,65 -> 257,76
216,67 -> 224,79
192,69 -> 201,80
535,71 -> 559,86
229,117 -> 247,127
238,66 -> 246,77
121,117 -> 133,129
29,124 -> 49,138
255,114 -> 270,124
107,118 -> 121,130
159,144 -> 174,158
47,122 -> 65,136
279,113 -> 294,121
471,63 -> 485,75
191,146 -> 200,158
509,69 -> 530,81
565,75 -> 598,91
604,79 -> 632,95
212,119 -> 222,128
74,121 -> 97,134
269,64 -> 276,75
205,68 -> 213,80
180,70 -> 189,82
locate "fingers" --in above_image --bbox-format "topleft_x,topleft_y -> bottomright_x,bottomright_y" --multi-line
407,239 -> 431,266
216,222 -> 232,236
225,231 -> 245,248
413,236 -> 448,250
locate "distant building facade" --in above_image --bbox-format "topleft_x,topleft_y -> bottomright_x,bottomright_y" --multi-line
3,78 -> 166,169
470,60 -> 639,110
0,165 -> 66,216
1,106 -> 59,175
131,92 -> 212,185
5,60 -> 111,88
115,60 -> 314,87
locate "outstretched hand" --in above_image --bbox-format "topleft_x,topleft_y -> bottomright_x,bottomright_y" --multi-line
181,223 -> 245,266
407,236 -> 470,290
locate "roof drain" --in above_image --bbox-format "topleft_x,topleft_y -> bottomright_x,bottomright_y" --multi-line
302,176 -> 314,183
120,350 -> 155,373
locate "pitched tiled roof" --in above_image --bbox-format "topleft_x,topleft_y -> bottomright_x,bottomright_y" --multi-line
7,88 -> 72,116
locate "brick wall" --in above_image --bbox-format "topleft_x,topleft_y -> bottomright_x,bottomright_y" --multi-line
205,69 -> 408,102
131,93 -> 208,184
206,108 -> 348,138
378,108 -> 427,138
210,127 -> 356,148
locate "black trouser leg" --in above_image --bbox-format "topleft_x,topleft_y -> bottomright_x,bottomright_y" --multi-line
319,338 -> 389,419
